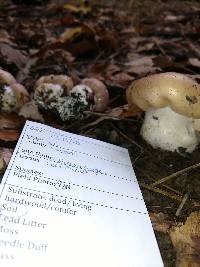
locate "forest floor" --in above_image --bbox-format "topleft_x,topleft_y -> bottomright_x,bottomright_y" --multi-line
0,0 -> 200,266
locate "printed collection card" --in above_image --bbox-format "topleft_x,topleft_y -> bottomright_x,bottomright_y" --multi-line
0,121 -> 163,267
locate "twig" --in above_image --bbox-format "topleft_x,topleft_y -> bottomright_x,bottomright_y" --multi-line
150,162 -> 200,187
135,166 -> 182,195
140,182 -> 183,202
175,192 -> 189,217
83,111 -> 137,122
153,37 -> 166,56
140,182 -> 200,207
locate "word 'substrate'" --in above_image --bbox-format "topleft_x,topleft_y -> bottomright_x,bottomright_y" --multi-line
0,121 -> 163,267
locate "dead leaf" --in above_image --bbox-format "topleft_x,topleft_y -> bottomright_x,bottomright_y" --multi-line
38,48 -> 75,64
1,147 -> 13,166
106,72 -> 134,88
149,212 -> 174,233
59,27 -> 83,43
125,56 -> 154,67
0,130 -> 20,141
126,56 -> 158,76
0,113 -> 25,130
105,64 -> 121,76
0,29 -> 14,44
170,212 -> 200,267
129,37 -> 154,52
188,58 -> 200,68
64,0 -> 91,15
95,27 -> 118,50
0,42 -> 28,68
36,23 -> 97,57
0,151 -> 5,174
82,104 -> 140,129
106,104 -> 141,118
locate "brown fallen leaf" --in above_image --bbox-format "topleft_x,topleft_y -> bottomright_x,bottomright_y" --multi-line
169,212 -> 200,267
149,212 -> 174,233
0,147 -> 13,175
106,72 -> 134,88
0,152 -> 5,174
63,0 -> 91,15
0,42 -> 28,68
107,104 -> 142,119
0,29 -> 14,45
188,58 -> 200,68
81,104 -> 141,129
59,27 -> 83,43
95,27 -> 118,51
126,56 -> 158,76
0,113 -> 25,130
0,130 -> 20,142
36,23 -> 97,57
1,147 -> 13,166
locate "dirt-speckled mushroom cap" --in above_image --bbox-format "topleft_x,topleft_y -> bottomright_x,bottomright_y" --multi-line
82,78 -> 109,112
35,74 -> 74,93
126,72 -> 200,119
0,69 -> 16,85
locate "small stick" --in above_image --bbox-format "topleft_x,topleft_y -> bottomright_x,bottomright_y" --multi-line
175,192 -> 189,217
141,182 -> 200,207
150,162 -> 200,187
140,182 -> 183,202
135,166 -> 182,195
83,111 -> 137,122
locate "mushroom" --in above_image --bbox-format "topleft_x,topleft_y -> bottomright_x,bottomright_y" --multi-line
58,84 -> 94,121
34,74 -> 74,110
68,84 -> 94,108
126,72 -> 200,153
62,78 -> 109,120
81,78 -> 109,112
34,75 -> 109,121
0,69 -> 29,112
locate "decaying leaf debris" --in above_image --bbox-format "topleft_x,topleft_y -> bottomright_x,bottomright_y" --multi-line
170,212 -> 200,267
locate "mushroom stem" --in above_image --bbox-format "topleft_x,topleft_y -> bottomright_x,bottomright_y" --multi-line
141,107 -> 199,153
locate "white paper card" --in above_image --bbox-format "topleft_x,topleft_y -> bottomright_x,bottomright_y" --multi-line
0,121 -> 163,267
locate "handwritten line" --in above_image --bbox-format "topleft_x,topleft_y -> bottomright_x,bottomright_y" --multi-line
37,175 -> 140,200
28,124 -> 127,154
5,184 -> 147,215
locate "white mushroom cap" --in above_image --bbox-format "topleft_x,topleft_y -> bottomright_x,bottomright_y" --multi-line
126,72 -> 200,119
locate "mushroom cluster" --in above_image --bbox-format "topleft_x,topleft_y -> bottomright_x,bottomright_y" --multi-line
127,72 -> 200,153
0,69 -> 29,113
34,75 -> 109,121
